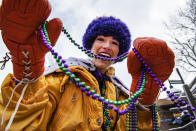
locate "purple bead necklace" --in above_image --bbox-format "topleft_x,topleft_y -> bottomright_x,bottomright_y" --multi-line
42,21 -> 188,130
132,48 -> 196,124
152,104 -> 159,131
126,69 -> 144,131
41,22 -> 146,115
42,20 -> 196,129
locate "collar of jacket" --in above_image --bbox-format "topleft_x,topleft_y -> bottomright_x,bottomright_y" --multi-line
44,57 -> 130,96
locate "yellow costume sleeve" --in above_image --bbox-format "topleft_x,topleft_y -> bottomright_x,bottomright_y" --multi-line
0,72 -> 69,130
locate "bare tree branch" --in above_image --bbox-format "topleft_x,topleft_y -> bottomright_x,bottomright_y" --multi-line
164,0 -> 196,72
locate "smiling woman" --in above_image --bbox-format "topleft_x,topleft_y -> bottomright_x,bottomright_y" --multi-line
82,16 -> 131,59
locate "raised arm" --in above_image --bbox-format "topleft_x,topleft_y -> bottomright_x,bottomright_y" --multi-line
0,0 -> 62,82
0,0 -> 64,130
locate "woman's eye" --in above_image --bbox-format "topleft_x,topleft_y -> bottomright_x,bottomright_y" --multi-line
96,38 -> 104,41
112,41 -> 119,46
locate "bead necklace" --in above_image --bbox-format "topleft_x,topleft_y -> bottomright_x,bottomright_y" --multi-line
103,105 -> 111,130
41,20 -> 196,129
101,84 -> 112,130
152,104 -> 159,131
41,22 -> 148,130
101,68 -> 144,131
126,99 -> 138,131
132,48 -> 196,123
41,22 -> 146,114
126,69 -> 145,131
42,21 -> 191,130
131,104 -> 138,131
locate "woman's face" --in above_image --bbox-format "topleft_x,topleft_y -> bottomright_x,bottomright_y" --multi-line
91,35 -> 119,73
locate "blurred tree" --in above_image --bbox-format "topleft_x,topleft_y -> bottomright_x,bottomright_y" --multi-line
164,0 -> 196,72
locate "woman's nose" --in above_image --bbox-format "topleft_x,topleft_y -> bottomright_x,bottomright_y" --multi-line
102,41 -> 111,49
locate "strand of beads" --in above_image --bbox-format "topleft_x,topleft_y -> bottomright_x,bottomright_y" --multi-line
163,88 -> 196,122
152,104 -> 159,131
128,68 -> 145,131
41,22 -> 146,115
128,68 -> 146,131
61,25 -> 128,62
126,101 -> 138,131
103,105 -> 111,130
40,21 -> 164,131
101,84 -> 112,130
42,20 -> 196,129
126,68 -> 145,131
114,70 -> 145,116
132,48 -> 196,124
130,101 -> 138,131
101,70 -> 144,131
132,104 -> 138,131
126,110 -> 131,131
41,22 -> 153,131
102,70 -> 144,130
41,23 -> 146,117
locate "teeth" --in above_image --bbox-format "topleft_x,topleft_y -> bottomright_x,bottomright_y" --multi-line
98,53 -> 111,58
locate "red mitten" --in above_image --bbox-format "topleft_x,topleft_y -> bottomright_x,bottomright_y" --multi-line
127,37 -> 175,106
0,0 -> 63,82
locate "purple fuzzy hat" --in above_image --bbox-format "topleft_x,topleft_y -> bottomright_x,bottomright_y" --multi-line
82,16 -> 131,59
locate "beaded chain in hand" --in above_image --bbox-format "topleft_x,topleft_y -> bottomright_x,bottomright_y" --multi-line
41,23 -> 145,112
126,102 -> 137,131
41,21 -> 196,130
132,47 -> 196,125
41,21 -> 162,130
42,22 -> 161,131
41,22 -> 146,114
152,104 -> 159,131
126,70 -> 145,131
127,48 -> 196,130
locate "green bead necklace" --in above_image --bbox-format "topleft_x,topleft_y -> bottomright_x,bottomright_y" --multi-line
41,21 -> 146,108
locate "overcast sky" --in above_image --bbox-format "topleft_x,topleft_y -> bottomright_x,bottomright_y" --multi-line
0,0 -> 191,98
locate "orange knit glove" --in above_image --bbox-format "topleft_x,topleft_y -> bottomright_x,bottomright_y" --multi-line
0,0 -> 62,82
127,37 -> 175,106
